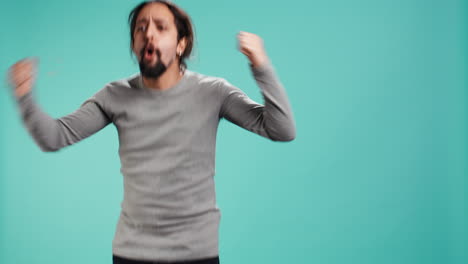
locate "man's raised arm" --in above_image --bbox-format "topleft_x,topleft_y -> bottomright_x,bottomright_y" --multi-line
219,32 -> 296,142
7,58 -> 111,152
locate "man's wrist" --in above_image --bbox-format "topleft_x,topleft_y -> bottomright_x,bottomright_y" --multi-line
250,57 -> 272,72
250,54 -> 269,69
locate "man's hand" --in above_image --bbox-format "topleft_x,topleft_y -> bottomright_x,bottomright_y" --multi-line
7,57 -> 38,98
237,31 -> 269,68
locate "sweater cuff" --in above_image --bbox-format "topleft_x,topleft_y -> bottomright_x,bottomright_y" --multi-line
16,91 -> 34,105
249,60 -> 278,84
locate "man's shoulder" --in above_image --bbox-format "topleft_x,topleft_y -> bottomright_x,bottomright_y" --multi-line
84,74 -> 139,105
105,73 -> 140,90
186,69 -> 227,88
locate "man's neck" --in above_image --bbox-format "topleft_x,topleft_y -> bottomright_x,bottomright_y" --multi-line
142,64 -> 183,91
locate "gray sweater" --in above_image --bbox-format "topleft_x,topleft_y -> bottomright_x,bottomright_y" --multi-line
14,61 -> 296,262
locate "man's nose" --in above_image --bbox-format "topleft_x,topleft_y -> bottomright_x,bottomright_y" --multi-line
145,22 -> 158,41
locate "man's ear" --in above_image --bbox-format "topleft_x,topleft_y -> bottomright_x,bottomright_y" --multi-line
177,37 -> 187,55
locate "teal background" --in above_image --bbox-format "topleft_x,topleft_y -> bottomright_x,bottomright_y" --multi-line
1,0 -> 467,263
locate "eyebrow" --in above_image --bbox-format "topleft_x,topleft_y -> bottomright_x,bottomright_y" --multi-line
136,18 -> 167,25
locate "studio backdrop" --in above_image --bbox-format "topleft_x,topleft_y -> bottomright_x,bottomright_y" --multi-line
1,0 -> 467,263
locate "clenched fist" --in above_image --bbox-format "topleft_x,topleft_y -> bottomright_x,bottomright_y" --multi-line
237,31 -> 269,68
7,57 -> 38,98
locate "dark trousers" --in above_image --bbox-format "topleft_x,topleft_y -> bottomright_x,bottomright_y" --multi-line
112,254 -> 220,264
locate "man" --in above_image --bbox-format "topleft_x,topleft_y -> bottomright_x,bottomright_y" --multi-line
7,1 -> 296,263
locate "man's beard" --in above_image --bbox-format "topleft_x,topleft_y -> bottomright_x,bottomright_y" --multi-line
139,48 -> 168,79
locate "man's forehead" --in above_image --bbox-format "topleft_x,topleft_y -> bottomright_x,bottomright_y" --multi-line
136,3 -> 174,23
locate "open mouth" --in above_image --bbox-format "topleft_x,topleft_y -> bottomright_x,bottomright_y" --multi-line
146,46 -> 154,56
143,44 -> 156,61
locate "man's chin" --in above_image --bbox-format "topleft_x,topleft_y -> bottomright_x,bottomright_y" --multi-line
141,59 -> 156,68
139,60 -> 168,79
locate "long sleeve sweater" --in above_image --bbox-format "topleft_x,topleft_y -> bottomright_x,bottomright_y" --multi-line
13,61 -> 296,262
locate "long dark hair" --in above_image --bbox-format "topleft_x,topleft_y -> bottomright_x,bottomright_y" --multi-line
128,0 -> 194,71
